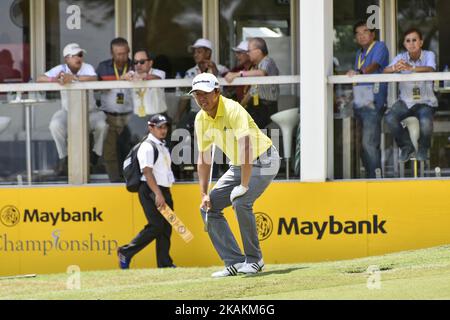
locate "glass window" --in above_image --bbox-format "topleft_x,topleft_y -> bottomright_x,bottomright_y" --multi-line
333,1 -> 383,180
0,0 -> 30,185
132,0 -> 202,78
219,0 -> 291,75
397,0 -> 450,176
43,0 -> 115,184
0,0 -> 30,84
333,0 -> 380,74
45,0 -> 115,70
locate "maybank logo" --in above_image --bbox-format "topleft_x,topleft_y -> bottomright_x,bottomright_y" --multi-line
0,206 -> 104,227
255,212 -> 273,241
0,206 -> 20,227
256,214 -> 387,241
278,215 -> 387,240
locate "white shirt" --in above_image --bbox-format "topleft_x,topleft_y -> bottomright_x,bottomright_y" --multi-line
131,68 -> 168,116
388,50 -> 438,109
184,64 -> 229,112
45,63 -> 97,112
137,133 -> 174,187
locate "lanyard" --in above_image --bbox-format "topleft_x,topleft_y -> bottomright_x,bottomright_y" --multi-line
114,63 -> 128,80
358,41 -> 376,70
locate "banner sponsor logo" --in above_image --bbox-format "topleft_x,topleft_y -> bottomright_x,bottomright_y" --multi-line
256,214 -> 387,241
0,206 -> 104,227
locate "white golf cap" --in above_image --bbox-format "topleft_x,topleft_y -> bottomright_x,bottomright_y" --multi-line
232,40 -> 249,53
63,43 -> 86,57
189,73 -> 220,94
189,38 -> 213,51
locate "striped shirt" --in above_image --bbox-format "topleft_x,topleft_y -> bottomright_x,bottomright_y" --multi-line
252,56 -> 279,102
96,59 -> 133,113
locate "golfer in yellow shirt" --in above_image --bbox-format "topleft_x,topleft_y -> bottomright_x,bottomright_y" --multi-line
191,73 -> 280,277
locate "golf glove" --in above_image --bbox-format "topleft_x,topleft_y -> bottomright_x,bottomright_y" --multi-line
230,185 -> 249,202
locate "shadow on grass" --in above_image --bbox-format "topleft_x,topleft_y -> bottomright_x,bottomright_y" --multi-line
243,266 -> 309,278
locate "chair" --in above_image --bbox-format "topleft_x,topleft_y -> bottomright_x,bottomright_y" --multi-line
400,116 -> 424,177
270,108 -> 299,179
0,116 -> 11,134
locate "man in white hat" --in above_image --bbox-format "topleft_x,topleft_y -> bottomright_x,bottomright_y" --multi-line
174,38 -> 229,129
37,43 -> 108,176
192,73 -> 280,277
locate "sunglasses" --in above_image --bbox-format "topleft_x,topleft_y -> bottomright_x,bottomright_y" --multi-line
133,59 -> 150,65
71,52 -> 83,58
405,38 -> 419,43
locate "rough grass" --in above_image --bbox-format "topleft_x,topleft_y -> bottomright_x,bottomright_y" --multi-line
1,245 -> 449,300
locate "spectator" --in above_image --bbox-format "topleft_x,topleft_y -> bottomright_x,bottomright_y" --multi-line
123,49 -> 169,119
118,114 -> 176,269
384,28 -> 438,162
346,21 -> 389,178
37,43 -> 107,176
0,49 -> 21,83
96,37 -> 133,182
225,37 -> 280,129
174,38 -> 229,131
224,40 -> 253,105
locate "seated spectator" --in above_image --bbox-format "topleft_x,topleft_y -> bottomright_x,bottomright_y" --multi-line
224,40 -> 253,105
384,28 -> 438,162
0,49 -> 21,83
123,48 -> 169,120
225,37 -> 279,129
174,38 -> 229,132
37,43 -> 108,176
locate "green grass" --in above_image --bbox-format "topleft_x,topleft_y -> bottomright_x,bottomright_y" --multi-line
1,245 -> 449,300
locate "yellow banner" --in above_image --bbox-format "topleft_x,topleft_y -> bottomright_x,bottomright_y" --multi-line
1,180 -> 450,276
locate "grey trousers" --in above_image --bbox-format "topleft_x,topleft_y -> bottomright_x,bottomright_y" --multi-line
200,146 -> 280,266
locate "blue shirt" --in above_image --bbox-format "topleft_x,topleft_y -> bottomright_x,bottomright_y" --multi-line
352,41 -> 389,110
388,50 -> 437,108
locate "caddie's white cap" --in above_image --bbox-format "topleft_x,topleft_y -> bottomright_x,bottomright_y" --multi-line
63,43 -> 86,57
189,38 -> 213,51
189,73 -> 220,94
232,40 -> 249,53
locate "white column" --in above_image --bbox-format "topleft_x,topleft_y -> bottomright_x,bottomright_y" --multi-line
115,0 -> 133,48
68,90 -> 89,185
203,0 -> 220,62
30,0 -> 46,78
300,0 -> 334,182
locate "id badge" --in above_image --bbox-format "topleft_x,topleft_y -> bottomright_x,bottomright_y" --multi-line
253,94 -> 260,107
412,87 -> 421,100
116,92 -> 125,105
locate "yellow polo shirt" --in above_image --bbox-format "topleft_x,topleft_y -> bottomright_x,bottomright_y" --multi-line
194,95 -> 272,165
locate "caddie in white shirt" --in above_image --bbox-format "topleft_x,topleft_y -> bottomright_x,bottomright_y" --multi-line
117,113 -> 176,269
37,43 -> 108,176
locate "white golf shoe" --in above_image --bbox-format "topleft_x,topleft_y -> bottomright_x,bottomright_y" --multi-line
211,262 -> 245,278
237,259 -> 264,274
